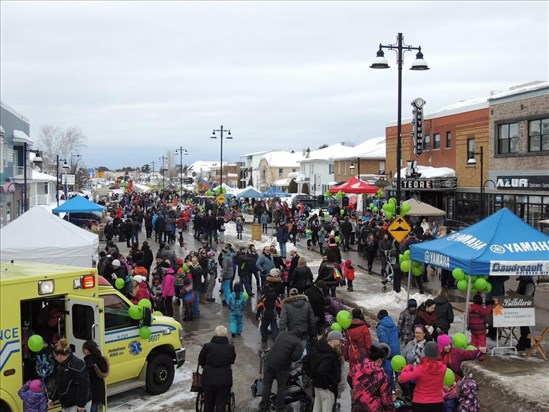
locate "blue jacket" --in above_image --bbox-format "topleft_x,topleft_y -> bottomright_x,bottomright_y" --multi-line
227,292 -> 247,316
377,316 -> 401,357
256,253 -> 275,276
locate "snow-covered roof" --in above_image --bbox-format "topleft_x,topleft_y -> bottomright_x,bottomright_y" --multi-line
301,143 -> 355,162
187,161 -> 226,173
273,178 -> 293,186
394,165 -> 456,179
332,137 -> 386,160
488,81 -> 548,103
12,129 -> 33,144
241,150 -> 269,157
262,151 -> 304,168
12,170 -> 57,182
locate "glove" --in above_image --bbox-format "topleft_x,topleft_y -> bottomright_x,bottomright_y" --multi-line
426,325 -> 434,334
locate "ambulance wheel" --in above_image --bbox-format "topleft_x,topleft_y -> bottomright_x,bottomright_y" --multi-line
146,353 -> 175,395
0,401 -> 11,412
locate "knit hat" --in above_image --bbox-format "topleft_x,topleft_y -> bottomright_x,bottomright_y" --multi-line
29,379 -> 43,393
424,341 -> 439,359
289,288 -> 299,296
377,309 -> 388,320
111,259 -> 121,267
352,308 -> 364,320
437,334 -> 452,353
133,275 -> 147,284
407,298 -> 417,308
345,259 -> 352,266
327,330 -> 344,341
269,268 -> 281,278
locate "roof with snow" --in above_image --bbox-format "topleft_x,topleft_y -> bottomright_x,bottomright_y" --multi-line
394,165 -> 456,179
331,137 -> 386,160
262,151 -> 305,168
301,143 -> 355,162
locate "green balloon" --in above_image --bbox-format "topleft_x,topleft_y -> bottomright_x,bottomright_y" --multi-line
465,345 -> 477,351
243,291 -> 249,300
452,268 -> 465,281
400,203 -> 412,215
330,322 -> 343,332
115,278 -> 125,290
369,203 -> 375,209
28,334 -> 44,353
403,250 -> 411,260
153,311 -> 163,316
385,212 -> 394,220
139,326 -> 151,340
474,278 -> 487,290
128,305 -> 143,320
138,299 -> 152,309
399,254 -> 405,263
412,261 -> 422,269
182,264 -> 189,272
484,282 -> 492,293
412,265 -> 423,277
372,207 -> 378,213
457,279 -> 468,291
389,197 -> 397,205
443,368 -> 455,386
390,355 -> 407,372
452,333 -> 468,349
400,260 -> 411,273
336,310 -> 352,329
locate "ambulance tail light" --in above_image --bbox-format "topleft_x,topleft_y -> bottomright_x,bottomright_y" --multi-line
38,280 -> 55,295
73,275 -> 96,289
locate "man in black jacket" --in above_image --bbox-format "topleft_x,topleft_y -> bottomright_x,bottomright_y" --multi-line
259,330 -> 303,412
304,330 -> 343,411
304,280 -> 326,334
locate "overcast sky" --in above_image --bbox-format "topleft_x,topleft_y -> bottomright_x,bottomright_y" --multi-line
1,1 -> 548,170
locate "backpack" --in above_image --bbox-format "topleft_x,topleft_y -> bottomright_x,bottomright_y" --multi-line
333,267 -> 343,284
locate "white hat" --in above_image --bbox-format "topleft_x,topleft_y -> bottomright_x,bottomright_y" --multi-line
269,268 -> 281,277
112,259 -> 121,267
133,275 -> 147,284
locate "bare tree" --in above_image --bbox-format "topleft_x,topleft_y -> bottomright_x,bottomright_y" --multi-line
38,125 -> 87,173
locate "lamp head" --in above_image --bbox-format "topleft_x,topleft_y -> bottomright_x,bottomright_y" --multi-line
370,47 -> 390,69
349,163 -> 355,171
410,48 -> 430,71
227,130 -> 233,140
62,161 -> 69,170
467,158 -> 477,165
211,130 -> 216,139
33,151 -> 43,164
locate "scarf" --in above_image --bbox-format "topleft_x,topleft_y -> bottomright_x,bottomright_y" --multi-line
413,340 -> 425,365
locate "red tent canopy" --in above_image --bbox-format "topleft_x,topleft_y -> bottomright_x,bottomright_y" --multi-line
329,176 -> 378,194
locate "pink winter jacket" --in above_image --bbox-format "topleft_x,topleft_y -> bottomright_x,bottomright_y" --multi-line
399,359 -> 446,404
162,271 -> 175,298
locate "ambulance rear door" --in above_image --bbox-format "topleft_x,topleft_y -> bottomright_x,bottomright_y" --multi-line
66,296 -> 104,360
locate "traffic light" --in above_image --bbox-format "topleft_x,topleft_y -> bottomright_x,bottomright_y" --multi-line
342,196 -> 349,207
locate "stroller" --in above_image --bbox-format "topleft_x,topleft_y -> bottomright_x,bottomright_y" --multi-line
252,349 -> 313,412
381,249 -> 396,292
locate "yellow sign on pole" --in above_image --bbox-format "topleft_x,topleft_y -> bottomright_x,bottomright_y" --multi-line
388,217 -> 411,243
216,194 -> 226,204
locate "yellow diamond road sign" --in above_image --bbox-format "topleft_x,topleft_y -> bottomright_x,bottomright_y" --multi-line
216,194 -> 226,204
388,217 -> 411,243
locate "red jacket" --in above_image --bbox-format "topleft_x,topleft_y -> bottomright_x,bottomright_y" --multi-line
343,319 -> 372,370
349,358 -> 396,411
399,359 -> 446,404
467,303 -> 493,335
440,347 -> 484,379
132,282 -> 151,304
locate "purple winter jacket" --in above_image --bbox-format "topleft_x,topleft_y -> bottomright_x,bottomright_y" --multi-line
18,383 -> 48,412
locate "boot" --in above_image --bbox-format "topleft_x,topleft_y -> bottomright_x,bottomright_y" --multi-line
199,293 -> 206,304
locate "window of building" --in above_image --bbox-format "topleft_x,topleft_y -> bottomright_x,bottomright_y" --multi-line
497,122 -> 519,154
423,135 -> 431,151
467,138 -> 476,162
329,164 -> 334,175
292,168 -> 297,173
528,118 -> 549,152
378,161 -> 385,175
446,132 -> 452,148
278,168 -> 283,177
433,133 -> 441,149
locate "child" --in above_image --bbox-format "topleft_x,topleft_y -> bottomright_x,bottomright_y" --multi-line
343,259 -> 355,291
206,251 -> 218,302
151,276 -> 165,314
18,379 -> 48,412
318,226 -> 327,255
443,381 -> 458,412
161,265 -> 175,317
236,217 -> 244,240
468,294 -> 493,348
182,276 -> 195,321
227,283 -> 247,337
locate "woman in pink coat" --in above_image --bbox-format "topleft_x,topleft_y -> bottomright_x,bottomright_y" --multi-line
162,267 -> 175,317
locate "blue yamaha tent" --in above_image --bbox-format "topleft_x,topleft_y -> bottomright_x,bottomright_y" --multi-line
410,208 -> 549,276
237,186 -> 262,199
410,208 -> 549,333
261,187 -> 290,198
52,194 -> 105,214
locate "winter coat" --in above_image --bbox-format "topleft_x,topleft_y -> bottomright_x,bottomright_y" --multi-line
265,330 -> 303,370
278,294 -> 316,338
343,319 -> 373,369
325,245 -> 342,264
467,303 -> 493,335
376,316 -> 401,358
198,336 -> 236,386
227,291 -> 247,317
398,309 -> 416,344
142,246 -> 154,271
132,282 -> 152,304
402,339 -> 426,366
348,359 -> 396,412
291,266 -> 314,292
304,285 -> 326,327
161,272 -> 175,298
440,348 -> 483,379
221,251 -> 236,280
53,353 -> 91,409
434,296 -> 455,334
256,253 -> 275,276
18,383 -> 48,412
317,262 -> 338,285
305,338 -> 341,393
399,360 -> 446,404
415,309 -> 437,329
260,213 -> 270,224
84,353 -> 108,404
190,263 -> 206,292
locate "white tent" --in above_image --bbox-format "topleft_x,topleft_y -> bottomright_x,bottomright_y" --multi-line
0,206 -> 99,267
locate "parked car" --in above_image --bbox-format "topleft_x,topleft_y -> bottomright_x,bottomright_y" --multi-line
65,211 -> 102,229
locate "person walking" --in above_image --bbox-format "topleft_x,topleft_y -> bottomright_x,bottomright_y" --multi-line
226,283 -> 247,338
276,221 -> 289,258
398,299 -> 418,346
278,288 -> 316,350
258,330 -> 303,412
290,256 -> 314,294
82,340 -> 109,412
198,326 -> 236,412
343,308 -> 373,371
434,289 -> 454,336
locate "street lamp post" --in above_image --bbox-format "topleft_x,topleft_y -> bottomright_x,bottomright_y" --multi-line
211,125 -> 233,188
175,147 -> 188,200
159,156 -> 166,190
370,33 -> 429,216
150,160 -> 156,183
56,156 -> 69,205
468,145 -> 484,218
70,154 -> 81,192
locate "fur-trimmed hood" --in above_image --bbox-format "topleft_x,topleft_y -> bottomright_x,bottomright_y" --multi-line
282,294 -> 309,305
266,275 -> 282,283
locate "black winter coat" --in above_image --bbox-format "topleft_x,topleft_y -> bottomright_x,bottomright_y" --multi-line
53,353 -> 91,408
304,285 -> 326,329
198,336 -> 236,386
305,339 -> 341,393
434,296 -> 454,334
291,266 -> 314,292
265,330 -> 303,370
84,353 -> 108,404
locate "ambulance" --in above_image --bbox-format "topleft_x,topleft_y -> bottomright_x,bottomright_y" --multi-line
0,261 -> 186,412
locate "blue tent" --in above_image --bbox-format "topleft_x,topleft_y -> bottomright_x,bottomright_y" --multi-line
237,186 -> 262,199
52,195 -> 105,214
261,187 -> 290,198
410,208 -> 549,276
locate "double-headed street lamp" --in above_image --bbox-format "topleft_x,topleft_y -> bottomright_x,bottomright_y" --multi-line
468,145 -> 484,218
175,147 -> 188,199
56,156 -> 69,206
370,33 -> 429,216
211,125 -> 233,188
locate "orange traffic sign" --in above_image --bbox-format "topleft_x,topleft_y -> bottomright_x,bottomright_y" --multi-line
216,194 -> 227,204
388,217 -> 411,243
